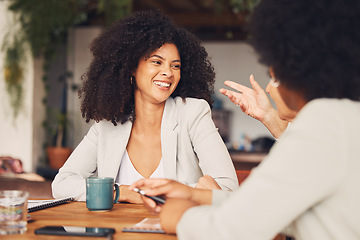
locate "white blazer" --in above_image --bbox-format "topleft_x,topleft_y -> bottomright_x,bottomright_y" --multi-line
52,97 -> 238,201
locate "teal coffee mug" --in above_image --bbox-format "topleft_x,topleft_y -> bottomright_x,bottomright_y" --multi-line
86,177 -> 120,211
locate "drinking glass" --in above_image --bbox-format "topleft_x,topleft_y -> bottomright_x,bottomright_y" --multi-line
0,190 -> 29,235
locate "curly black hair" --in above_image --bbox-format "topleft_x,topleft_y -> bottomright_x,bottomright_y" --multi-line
79,10 -> 215,126
250,0 -> 360,101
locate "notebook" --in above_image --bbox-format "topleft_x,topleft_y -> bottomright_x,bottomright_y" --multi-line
122,218 -> 165,233
28,197 -> 74,212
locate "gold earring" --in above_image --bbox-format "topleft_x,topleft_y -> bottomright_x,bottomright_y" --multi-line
131,76 -> 134,84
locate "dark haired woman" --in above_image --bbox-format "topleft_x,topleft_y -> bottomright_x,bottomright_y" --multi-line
52,10 -> 238,203
131,1 -> 360,239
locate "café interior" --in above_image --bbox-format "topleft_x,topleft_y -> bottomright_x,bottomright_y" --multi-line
0,1 -> 290,239
0,0 -> 360,240
1,0 -> 274,195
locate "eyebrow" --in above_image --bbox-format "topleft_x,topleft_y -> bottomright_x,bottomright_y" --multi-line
150,54 -> 181,63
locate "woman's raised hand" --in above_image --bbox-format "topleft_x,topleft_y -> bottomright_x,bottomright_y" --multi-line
219,74 -> 273,122
219,75 -> 288,139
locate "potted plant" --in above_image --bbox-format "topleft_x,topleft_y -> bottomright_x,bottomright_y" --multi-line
45,86 -> 73,170
44,72 -> 74,170
46,112 -> 72,170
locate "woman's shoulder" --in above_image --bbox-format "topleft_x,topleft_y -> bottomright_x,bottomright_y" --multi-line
300,98 -> 360,117
172,97 -> 210,110
90,119 -> 130,133
91,120 -> 111,128
293,98 -> 360,132
165,97 -> 212,126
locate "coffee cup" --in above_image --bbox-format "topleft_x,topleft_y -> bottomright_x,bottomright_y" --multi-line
86,177 -> 120,211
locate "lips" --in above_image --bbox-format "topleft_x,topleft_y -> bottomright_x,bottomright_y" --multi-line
153,80 -> 171,88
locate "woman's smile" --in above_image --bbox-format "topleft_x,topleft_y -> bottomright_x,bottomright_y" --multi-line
153,80 -> 171,89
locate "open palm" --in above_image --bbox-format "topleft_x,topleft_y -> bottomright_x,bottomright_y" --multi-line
219,75 -> 273,122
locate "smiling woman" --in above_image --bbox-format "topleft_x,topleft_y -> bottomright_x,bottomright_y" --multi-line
134,43 -> 181,104
51,9 -> 238,203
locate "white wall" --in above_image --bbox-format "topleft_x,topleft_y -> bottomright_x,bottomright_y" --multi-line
0,1 -> 41,172
204,42 -> 275,143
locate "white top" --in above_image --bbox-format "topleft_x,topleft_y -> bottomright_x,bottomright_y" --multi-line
116,150 -> 164,185
178,98 -> 360,240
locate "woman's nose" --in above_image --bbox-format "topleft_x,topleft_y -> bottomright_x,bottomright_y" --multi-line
160,66 -> 172,77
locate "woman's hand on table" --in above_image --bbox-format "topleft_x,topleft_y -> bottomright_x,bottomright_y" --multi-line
195,175 -> 221,190
160,198 -> 199,234
129,179 -> 195,214
118,184 -> 143,204
129,178 -> 212,215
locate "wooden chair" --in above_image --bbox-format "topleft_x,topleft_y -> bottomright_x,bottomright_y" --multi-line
236,170 -> 251,185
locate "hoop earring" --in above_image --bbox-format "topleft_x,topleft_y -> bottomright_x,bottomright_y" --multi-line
131,76 -> 134,84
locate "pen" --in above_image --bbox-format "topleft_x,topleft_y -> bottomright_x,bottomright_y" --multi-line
133,188 -> 166,205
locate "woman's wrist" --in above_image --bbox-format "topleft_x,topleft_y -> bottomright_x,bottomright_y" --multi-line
119,184 -> 128,202
119,184 -> 136,202
262,107 -> 277,127
120,185 -> 143,203
262,108 -> 288,139
190,188 -> 212,205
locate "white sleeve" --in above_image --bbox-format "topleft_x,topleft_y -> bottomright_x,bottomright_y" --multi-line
177,102 -> 347,239
188,100 -> 238,191
52,123 -> 99,201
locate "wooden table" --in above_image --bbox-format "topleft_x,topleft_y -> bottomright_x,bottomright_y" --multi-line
2,202 -> 177,240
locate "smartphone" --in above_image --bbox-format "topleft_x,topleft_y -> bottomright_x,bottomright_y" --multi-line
133,187 -> 166,205
35,226 -> 115,237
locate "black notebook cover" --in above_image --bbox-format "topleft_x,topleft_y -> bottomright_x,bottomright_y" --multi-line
28,197 -> 74,212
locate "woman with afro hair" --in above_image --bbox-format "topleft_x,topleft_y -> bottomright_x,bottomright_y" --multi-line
130,0 -> 360,239
52,10 -> 238,203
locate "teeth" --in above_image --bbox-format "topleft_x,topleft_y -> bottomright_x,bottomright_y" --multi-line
154,81 -> 170,87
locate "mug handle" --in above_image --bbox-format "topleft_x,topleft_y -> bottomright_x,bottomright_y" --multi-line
114,183 -> 120,203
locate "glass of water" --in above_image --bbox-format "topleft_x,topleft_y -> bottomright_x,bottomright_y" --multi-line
0,190 -> 29,235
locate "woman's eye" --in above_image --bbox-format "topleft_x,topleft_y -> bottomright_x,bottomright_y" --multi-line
171,64 -> 181,69
152,60 -> 161,65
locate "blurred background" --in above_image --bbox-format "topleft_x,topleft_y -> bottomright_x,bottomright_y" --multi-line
0,0 -> 273,178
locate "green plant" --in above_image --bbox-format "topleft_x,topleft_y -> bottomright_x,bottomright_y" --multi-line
212,0 -> 261,16
98,0 -> 133,26
2,37 -> 26,118
230,0 -> 262,13
46,110 -> 70,148
43,70 -> 73,148
3,0 -> 133,120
